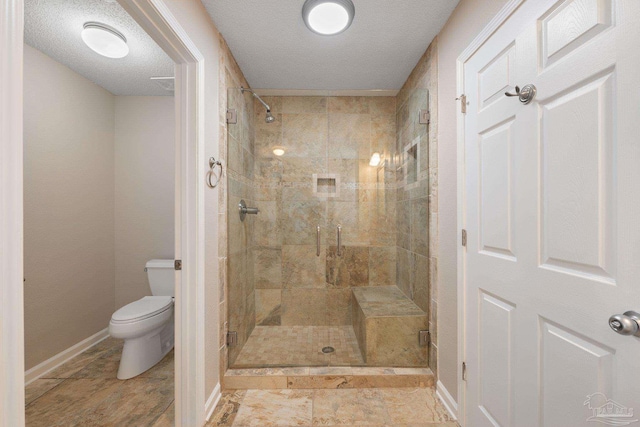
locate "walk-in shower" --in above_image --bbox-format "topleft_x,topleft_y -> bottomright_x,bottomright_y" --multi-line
225,87 -> 432,369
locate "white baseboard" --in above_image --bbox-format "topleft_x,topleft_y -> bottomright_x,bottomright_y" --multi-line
24,328 -> 110,385
205,383 -> 222,421
436,380 -> 458,421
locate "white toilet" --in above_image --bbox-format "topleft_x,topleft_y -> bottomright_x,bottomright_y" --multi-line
109,259 -> 175,380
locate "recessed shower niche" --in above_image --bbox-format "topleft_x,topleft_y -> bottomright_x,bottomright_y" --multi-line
313,174 -> 339,198
225,90 -> 432,369
404,137 -> 420,189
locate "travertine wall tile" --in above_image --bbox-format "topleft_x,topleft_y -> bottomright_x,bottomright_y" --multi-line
255,289 -> 282,326
368,247 -> 396,287
254,246 -> 282,289
326,246 -> 369,288
282,245 -> 327,289
224,93 -> 444,369
328,96 -> 370,114
282,96 -> 327,114
281,289 -> 329,326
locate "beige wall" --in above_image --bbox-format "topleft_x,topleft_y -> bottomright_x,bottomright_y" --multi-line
436,0 -> 511,403
24,46 -> 176,371
162,0 -> 222,397
114,96 -> 175,310
23,45 -> 116,369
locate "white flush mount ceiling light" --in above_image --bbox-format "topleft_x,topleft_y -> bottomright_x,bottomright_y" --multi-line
272,146 -> 286,156
81,22 -> 129,58
302,0 -> 355,36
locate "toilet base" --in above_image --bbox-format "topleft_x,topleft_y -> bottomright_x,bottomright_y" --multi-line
117,320 -> 174,380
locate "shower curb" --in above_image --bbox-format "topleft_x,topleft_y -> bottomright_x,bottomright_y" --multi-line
223,367 -> 434,390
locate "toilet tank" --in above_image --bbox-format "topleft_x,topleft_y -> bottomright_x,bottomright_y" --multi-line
146,259 -> 175,297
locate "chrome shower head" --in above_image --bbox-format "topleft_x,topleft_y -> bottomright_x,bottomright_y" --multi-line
265,110 -> 276,124
240,86 -> 275,124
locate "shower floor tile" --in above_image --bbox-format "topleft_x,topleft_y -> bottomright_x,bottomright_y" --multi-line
232,326 -> 364,367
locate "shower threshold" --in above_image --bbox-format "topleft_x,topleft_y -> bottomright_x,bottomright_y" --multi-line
224,365 -> 434,390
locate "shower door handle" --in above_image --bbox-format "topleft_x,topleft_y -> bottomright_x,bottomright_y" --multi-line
316,225 -> 321,257
337,225 -> 342,257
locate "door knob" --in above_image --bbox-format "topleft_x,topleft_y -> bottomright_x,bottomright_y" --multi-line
609,311 -> 640,337
504,84 -> 537,105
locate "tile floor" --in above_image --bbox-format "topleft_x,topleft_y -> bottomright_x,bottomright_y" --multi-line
233,326 -> 364,368
25,337 -> 174,427
25,335 -> 451,427
208,387 -> 458,427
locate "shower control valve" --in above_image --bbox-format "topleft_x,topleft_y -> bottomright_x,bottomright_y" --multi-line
239,199 -> 260,221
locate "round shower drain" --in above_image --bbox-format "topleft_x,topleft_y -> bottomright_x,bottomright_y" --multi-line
321,346 -> 335,354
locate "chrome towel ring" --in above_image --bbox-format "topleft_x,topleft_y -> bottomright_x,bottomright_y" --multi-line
207,157 -> 222,189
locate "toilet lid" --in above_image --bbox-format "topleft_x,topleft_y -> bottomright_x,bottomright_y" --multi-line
111,296 -> 173,323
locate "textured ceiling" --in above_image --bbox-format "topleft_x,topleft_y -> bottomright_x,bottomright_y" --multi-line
24,0 -> 174,96
202,0 -> 459,91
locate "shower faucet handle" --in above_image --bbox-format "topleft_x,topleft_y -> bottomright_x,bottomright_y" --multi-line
238,200 -> 259,221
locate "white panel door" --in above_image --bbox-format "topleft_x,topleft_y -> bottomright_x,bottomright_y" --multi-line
464,1 -> 640,426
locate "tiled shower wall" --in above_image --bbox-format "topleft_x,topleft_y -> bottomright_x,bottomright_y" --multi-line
395,40 -> 438,373
251,96 -> 397,328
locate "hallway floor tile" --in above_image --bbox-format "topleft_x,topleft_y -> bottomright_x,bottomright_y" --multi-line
208,387 -> 457,427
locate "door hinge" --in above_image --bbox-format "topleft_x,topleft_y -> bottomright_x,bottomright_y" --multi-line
419,109 -> 431,125
226,331 -> 238,347
174,260 -> 182,271
457,94 -> 467,114
461,229 -> 467,247
419,330 -> 431,347
462,362 -> 467,381
226,109 -> 237,124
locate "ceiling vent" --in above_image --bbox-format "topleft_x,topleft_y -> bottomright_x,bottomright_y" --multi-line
150,76 -> 175,92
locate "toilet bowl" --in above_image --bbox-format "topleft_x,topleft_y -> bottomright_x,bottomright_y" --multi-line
109,260 -> 175,380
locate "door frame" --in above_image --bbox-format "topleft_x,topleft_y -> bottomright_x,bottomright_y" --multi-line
455,1 -> 526,425
0,0 -> 207,425
0,0 -> 26,424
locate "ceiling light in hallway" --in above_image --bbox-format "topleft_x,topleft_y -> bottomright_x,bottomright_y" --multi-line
273,146 -> 286,156
302,0 -> 355,35
81,22 -> 129,58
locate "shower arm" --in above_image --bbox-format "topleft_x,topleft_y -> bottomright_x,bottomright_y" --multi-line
241,87 -> 271,112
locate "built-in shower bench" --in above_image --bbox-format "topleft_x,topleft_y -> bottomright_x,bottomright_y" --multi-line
351,286 -> 428,366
